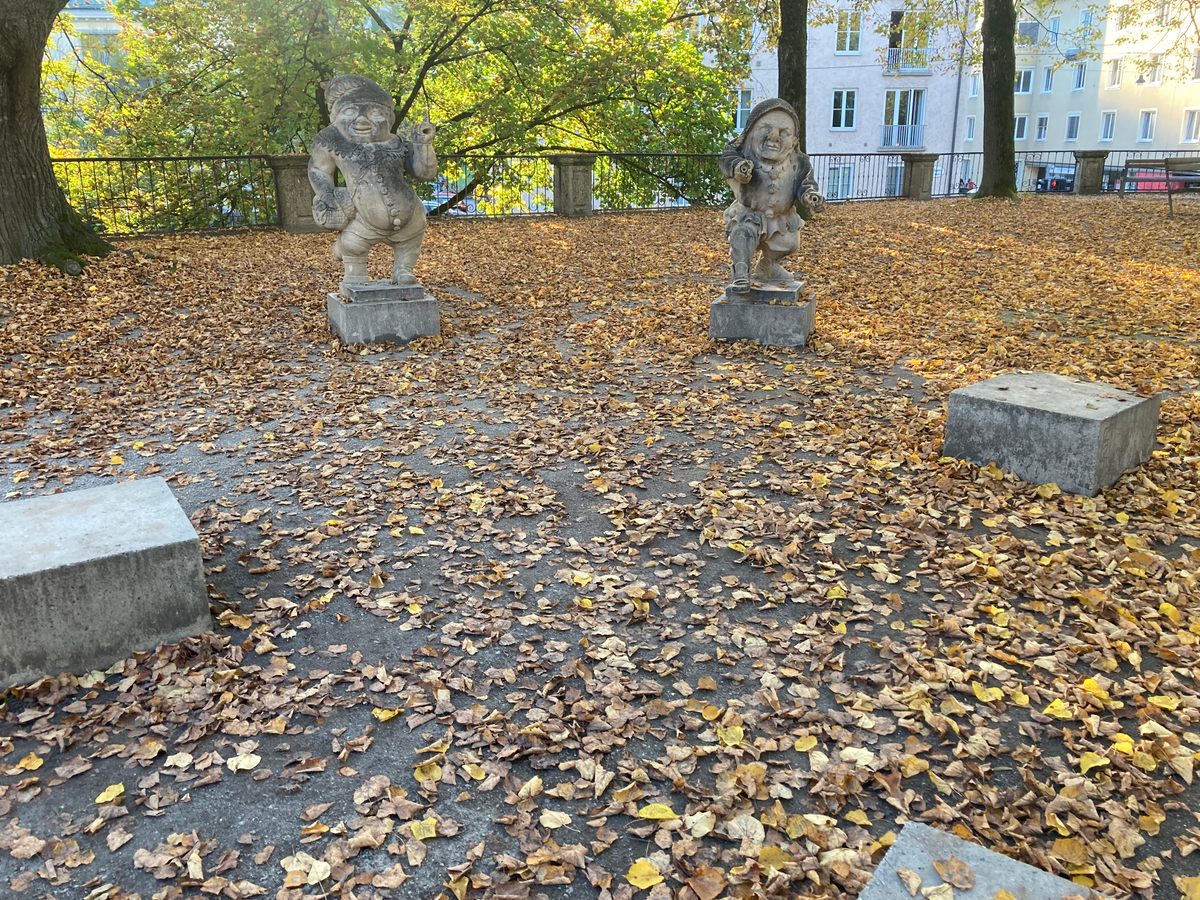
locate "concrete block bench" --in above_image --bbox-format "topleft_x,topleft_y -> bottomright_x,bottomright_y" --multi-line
861,822 -> 1100,899
0,478 -> 211,689
944,372 -> 1159,496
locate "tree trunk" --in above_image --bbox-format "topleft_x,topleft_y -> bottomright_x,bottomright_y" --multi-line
0,1 -> 110,267
778,0 -> 807,151
977,0 -> 1017,198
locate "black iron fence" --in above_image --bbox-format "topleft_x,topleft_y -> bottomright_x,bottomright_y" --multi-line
52,148 -> 1194,234
53,155 -> 278,234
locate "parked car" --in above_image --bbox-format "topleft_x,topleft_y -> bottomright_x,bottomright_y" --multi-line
1035,177 -> 1074,193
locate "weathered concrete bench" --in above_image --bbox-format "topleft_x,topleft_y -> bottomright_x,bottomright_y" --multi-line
861,822 -> 1102,899
0,478 -> 211,689
943,372 -> 1159,496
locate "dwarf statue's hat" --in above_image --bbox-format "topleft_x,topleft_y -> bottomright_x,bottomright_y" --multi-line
324,75 -> 395,115
730,97 -> 801,149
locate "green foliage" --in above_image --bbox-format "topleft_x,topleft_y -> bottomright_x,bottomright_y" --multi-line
45,0 -> 758,157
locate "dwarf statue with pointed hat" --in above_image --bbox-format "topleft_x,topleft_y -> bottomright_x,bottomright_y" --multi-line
308,75 -> 437,287
719,98 -> 824,292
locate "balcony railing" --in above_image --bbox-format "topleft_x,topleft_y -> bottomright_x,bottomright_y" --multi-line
880,124 -> 925,148
885,47 -> 931,72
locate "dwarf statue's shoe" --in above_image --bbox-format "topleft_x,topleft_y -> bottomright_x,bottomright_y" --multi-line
730,263 -> 751,293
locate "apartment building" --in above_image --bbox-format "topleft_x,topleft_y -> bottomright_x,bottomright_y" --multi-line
50,0 -> 122,63
953,1 -> 1200,188
738,12 -> 967,197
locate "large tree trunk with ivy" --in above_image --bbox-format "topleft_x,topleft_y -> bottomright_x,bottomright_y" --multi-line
977,0 -> 1018,198
778,0 -> 807,150
0,0 -> 110,268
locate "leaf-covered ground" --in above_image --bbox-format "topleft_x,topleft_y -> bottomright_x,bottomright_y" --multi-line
0,197 -> 1198,900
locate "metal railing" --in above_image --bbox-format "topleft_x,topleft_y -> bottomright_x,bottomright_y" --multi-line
933,152 -> 983,196
428,155 -> 553,216
885,47 -> 931,72
53,155 -> 277,234
592,153 -> 726,210
812,153 -> 908,201
880,124 -> 925,148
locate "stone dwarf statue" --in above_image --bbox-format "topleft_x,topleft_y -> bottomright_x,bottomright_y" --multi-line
308,75 -> 437,287
719,98 -> 825,292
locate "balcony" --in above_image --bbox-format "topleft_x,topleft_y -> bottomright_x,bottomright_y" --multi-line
885,47 -> 931,73
880,124 -> 925,149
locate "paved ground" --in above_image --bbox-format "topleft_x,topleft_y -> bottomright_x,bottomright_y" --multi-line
1,199 -> 1198,899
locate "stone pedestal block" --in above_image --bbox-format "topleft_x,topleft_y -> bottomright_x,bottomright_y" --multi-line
327,280 -> 440,344
861,823 -> 1092,900
549,154 -> 596,218
901,152 -> 940,201
1073,150 -> 1110,196
267,154 -> 322,233
0,478 -> 211,689
944,372 -> 1159,496
710,283 -> 815,348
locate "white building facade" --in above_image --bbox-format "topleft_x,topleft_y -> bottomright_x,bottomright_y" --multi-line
952,0 -> 1200,189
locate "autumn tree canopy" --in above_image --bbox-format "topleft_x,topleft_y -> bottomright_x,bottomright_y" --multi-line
46,0 -> 759,157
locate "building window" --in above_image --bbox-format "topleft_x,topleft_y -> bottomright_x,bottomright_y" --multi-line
1138,109 -> 1156,141
1145,55 -> 1162,84
1107,59 -> 1123,88
1081,9 -> 1094,27
735,89 -> 753,130
965,115 -> 975,141
827,164 -> 855,200
968,74 -> 979,97
1073,62 -> 1087,90
1014,69 -> 1033,93
1049,15 -> 1061,34
1193,50 -> 1200,80
831,90 -> 857,129
1017,21 -> 1040,42
1158,0 -> 1171,25
836,10 -> 862,53
1183,109 -> 1200,142
1036,114 -> 1049,140
1014,115 -> 1028,140
1065,113 -> 1081,141
1042,67 -> 1054,92
1100,111 -> 1116,141
884,163 -> 904,197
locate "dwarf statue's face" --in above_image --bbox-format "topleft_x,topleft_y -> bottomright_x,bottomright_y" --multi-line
334,101 -> 394,144
749,110 -> 797,163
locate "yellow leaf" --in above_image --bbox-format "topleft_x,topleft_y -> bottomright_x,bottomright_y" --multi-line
539,810 -> 572,828
717,724 -> 744,747
413,761 -> 442,782
1079,752 -> 1110,775
570,570 -> 592,586
1175,875 -> 1200,900
1035,482 -> 1061,499
410,817 -> 437,840
701,704 -> 722,721
638,802 -> 678,820
758,845 -> 791,871
95,783 -> 125,804
407,602 -> 422,614
626,858 -> 664,890
846,809 -> 872,826
463,763 -> 487,781
408,526 -> 424,535
1160,602 -> 1182,625
1042,698 -> 1072,719
372,707 -> 401,722
972,682 -> 1003,703
1051,836 -> 1088,866
109,454 -> 125,466
226,753 -> 261,773
832,620 -> 847,634
995,892 -> 1018,900
826,585 -> 847,600
16,752 -> 43,771
1148,695 -> 1180,710
794,735 -> 818,752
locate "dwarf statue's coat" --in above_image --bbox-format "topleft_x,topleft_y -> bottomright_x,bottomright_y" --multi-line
719,98 -> 825,291
308,75 -> 437,287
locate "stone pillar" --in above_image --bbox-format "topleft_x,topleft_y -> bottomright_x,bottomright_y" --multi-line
267,154 -> 323,233
900,153 -> 939,201
549,154 -> 596,218
1072,150 -> 1109,195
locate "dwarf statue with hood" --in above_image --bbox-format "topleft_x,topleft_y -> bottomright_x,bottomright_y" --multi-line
719,98 -> 825,293
308,75 -> 437,288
